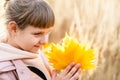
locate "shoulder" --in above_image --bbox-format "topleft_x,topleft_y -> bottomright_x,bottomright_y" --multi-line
0,61 -> 15,73
0,61 -> 17,80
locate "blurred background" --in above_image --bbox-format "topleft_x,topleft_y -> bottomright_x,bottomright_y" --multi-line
0,0 -> 120,80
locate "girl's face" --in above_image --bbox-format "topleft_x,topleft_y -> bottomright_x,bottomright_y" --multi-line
7,24 -> 53,53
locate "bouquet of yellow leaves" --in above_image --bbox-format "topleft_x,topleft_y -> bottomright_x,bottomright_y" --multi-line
43,34 -> 96,71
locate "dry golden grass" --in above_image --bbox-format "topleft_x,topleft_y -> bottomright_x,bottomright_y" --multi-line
47,0 -> 120,80
0,0 -> 120,80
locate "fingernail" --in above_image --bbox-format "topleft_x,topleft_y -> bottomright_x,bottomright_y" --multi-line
77,63 -> 80,66
71,62 -> 75,65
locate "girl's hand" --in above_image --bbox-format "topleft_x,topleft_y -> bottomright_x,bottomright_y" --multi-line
52,62 -> 81,80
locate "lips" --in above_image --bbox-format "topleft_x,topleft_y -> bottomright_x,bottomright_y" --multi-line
34,45 -> 40,47
34,43 -> 41,47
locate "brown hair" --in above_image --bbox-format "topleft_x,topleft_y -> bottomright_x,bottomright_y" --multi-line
5,0 -> 55,29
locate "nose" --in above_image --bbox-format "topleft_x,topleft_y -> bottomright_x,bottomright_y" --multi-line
39,35 -> 49,45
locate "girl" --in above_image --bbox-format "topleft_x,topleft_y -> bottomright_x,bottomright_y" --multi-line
0,0 -> 81,80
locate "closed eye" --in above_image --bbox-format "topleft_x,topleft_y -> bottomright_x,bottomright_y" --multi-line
33,32 -> 45,35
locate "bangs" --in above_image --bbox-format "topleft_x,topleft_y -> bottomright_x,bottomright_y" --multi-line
26,1 -> 55,28
15,0 -> 55,29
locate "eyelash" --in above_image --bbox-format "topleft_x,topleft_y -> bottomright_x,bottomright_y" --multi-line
33,30 -> 52,36
34,33 -> 43,35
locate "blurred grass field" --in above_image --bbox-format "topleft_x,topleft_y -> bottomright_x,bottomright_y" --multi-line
0,0 -> 120,80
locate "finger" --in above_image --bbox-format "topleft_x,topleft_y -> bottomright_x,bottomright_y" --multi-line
78,77 -> 81,80
52,70 -> 58,79
66,64 -> 80,78
70,68 -> 81,80
61,62 -> 75,75
76,76 -> 81,80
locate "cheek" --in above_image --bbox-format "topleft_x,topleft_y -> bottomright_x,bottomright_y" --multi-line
23,36 -> 36,44
15,33 -> 40,49
23,36 -> 40,46
16,35 -> 34,47
18,38 -> 35,50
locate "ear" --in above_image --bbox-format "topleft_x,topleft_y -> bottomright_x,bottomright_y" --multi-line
7,21 -> 18,37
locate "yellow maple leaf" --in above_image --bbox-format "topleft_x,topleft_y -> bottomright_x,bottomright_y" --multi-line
43,34 -> 96,71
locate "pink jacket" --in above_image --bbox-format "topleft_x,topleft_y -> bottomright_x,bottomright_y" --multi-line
0,60 -> 43,80
0,43 -> 52,80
